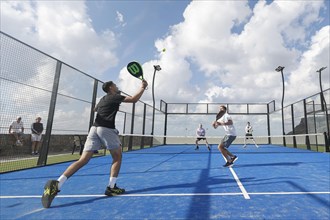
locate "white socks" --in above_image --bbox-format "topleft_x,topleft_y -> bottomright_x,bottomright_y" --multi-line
109,177 -> 117,188
57,175 -> 68,190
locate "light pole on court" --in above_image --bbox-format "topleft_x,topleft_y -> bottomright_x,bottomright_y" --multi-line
151,65 -> 161,137
316,66 -> 329,151
275,66 -> 286,146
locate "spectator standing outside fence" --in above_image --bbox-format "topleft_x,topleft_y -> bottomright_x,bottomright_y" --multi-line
243,122 -> 259,148
41,79 -> 148,208
212,105 -> 238,167
31,116 -> 44,155
195,123 -> 210,151
9,116 -> 24,146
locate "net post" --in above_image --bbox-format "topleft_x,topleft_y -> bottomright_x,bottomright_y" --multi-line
305,135 -> 311,150
141,104 -> 147,149
293,136 -> 297,148
128,103 -> 135,151
324,132 -> 330,152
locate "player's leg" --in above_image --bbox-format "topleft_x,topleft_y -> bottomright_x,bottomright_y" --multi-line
99,127 -> 126,196
41,126 -> 99,208
224,136 -> 238,165
31,141 -> 36,155
41,150 -> 94,208
251,137 -> 259,148
11,132 -> 19,145
17,132 -> 24,145
205,138 -> 210,150
31,134 -> 37,154
243,135 -> 247,148
63,151 -> 94,177
218,136 -> 233,167
195,139 -> 199,150
105,147 -> 125,196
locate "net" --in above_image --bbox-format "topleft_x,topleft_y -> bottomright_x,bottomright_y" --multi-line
120,133 -> 328,152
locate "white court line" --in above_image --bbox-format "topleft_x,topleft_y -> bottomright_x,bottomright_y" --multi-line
229,166 -> 250,199
1,191 -> 329,199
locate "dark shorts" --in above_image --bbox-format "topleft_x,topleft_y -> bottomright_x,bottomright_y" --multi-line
221,135 -> 236,148
196,137 -> 206,141
245,133 -> 253,139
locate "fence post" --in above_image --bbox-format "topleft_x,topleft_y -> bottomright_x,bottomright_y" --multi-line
37,61 -> 62,166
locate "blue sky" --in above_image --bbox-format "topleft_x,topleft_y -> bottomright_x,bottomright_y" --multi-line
1,0 -> 329,135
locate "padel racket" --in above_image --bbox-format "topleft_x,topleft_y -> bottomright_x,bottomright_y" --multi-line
216,111 -> 225,120
127,61 -> 144,80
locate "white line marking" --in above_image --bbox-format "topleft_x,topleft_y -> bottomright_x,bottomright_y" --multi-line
1,192 -> 329,199
229,166 -> 250,199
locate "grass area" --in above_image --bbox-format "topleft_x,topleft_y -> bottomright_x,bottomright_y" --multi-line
285,144 -> 326,152
0,152 -> 105,173
0,146 -> 150,173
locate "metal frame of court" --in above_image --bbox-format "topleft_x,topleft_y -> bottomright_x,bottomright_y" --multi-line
1,31 -> 329,175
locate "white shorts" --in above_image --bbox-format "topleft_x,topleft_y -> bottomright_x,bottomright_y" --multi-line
83,126 -> 121,152
31,134 -> 42,142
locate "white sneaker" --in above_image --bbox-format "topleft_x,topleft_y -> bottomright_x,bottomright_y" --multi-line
256,145 -> 259,148
243,145 -> 247,148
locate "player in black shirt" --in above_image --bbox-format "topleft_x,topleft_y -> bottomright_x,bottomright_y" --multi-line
42,79 -> 148,208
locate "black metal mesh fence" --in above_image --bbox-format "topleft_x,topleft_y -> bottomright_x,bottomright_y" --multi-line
1,31 -> 329,173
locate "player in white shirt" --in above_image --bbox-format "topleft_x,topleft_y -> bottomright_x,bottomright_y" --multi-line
9,116 -> 24,146
243,122 -> 259,148
212,105 -> 238,167
195,124 -> 210,151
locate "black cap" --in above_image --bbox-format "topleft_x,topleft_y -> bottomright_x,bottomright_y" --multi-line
102,81 -> 113,93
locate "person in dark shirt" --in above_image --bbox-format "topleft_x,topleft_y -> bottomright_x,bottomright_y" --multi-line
41,79 -> 148,208
31,117 -> 43,155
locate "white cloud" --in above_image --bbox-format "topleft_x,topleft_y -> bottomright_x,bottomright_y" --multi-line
1,1 -> 119,75
116,11 -> 126,27
1,0 -> 328,136
138,0 -> 329,110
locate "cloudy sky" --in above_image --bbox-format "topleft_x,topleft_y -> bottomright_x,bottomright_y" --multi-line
1,0 -> 330,108
1,0 -> 329,115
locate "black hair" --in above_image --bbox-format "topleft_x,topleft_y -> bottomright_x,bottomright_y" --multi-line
102,81 -> 114,93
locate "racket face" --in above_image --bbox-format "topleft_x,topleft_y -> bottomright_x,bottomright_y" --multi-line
127,61 -> 144,80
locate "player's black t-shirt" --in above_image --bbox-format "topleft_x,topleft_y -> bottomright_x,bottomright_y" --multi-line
93,93 -> 125,129
31,123 -> 43,134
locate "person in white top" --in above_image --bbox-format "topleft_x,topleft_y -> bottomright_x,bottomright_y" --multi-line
212,105 -> 238,167
195,124 -> 210,151
243,122 -> 259,148
9,116 -> 25,146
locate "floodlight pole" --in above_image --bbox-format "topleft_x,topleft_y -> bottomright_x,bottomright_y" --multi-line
316,67 -> 327,111
151,65 -> 161,137
316,66 -> 329,150
276,66 -> 286,146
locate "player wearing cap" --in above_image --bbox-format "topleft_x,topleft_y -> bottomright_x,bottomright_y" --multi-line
41,79 -> 148,208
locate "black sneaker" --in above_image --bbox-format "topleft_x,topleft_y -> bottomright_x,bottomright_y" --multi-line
41,180 -> 60,208
195,146 -> 199,150
207,145 -> 211,151
223,161 -> 233,167
231,155 -> 238,163
104,184 -> 125,196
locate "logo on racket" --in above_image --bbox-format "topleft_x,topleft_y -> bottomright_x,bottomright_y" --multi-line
127,61 -> 144,80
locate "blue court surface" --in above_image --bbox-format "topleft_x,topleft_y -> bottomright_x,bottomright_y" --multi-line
1,144 -> 329,220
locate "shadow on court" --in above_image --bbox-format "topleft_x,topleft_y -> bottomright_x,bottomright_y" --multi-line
0,144 -> 329,219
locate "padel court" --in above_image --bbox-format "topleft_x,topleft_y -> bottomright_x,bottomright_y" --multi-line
1,144 -> 329,220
